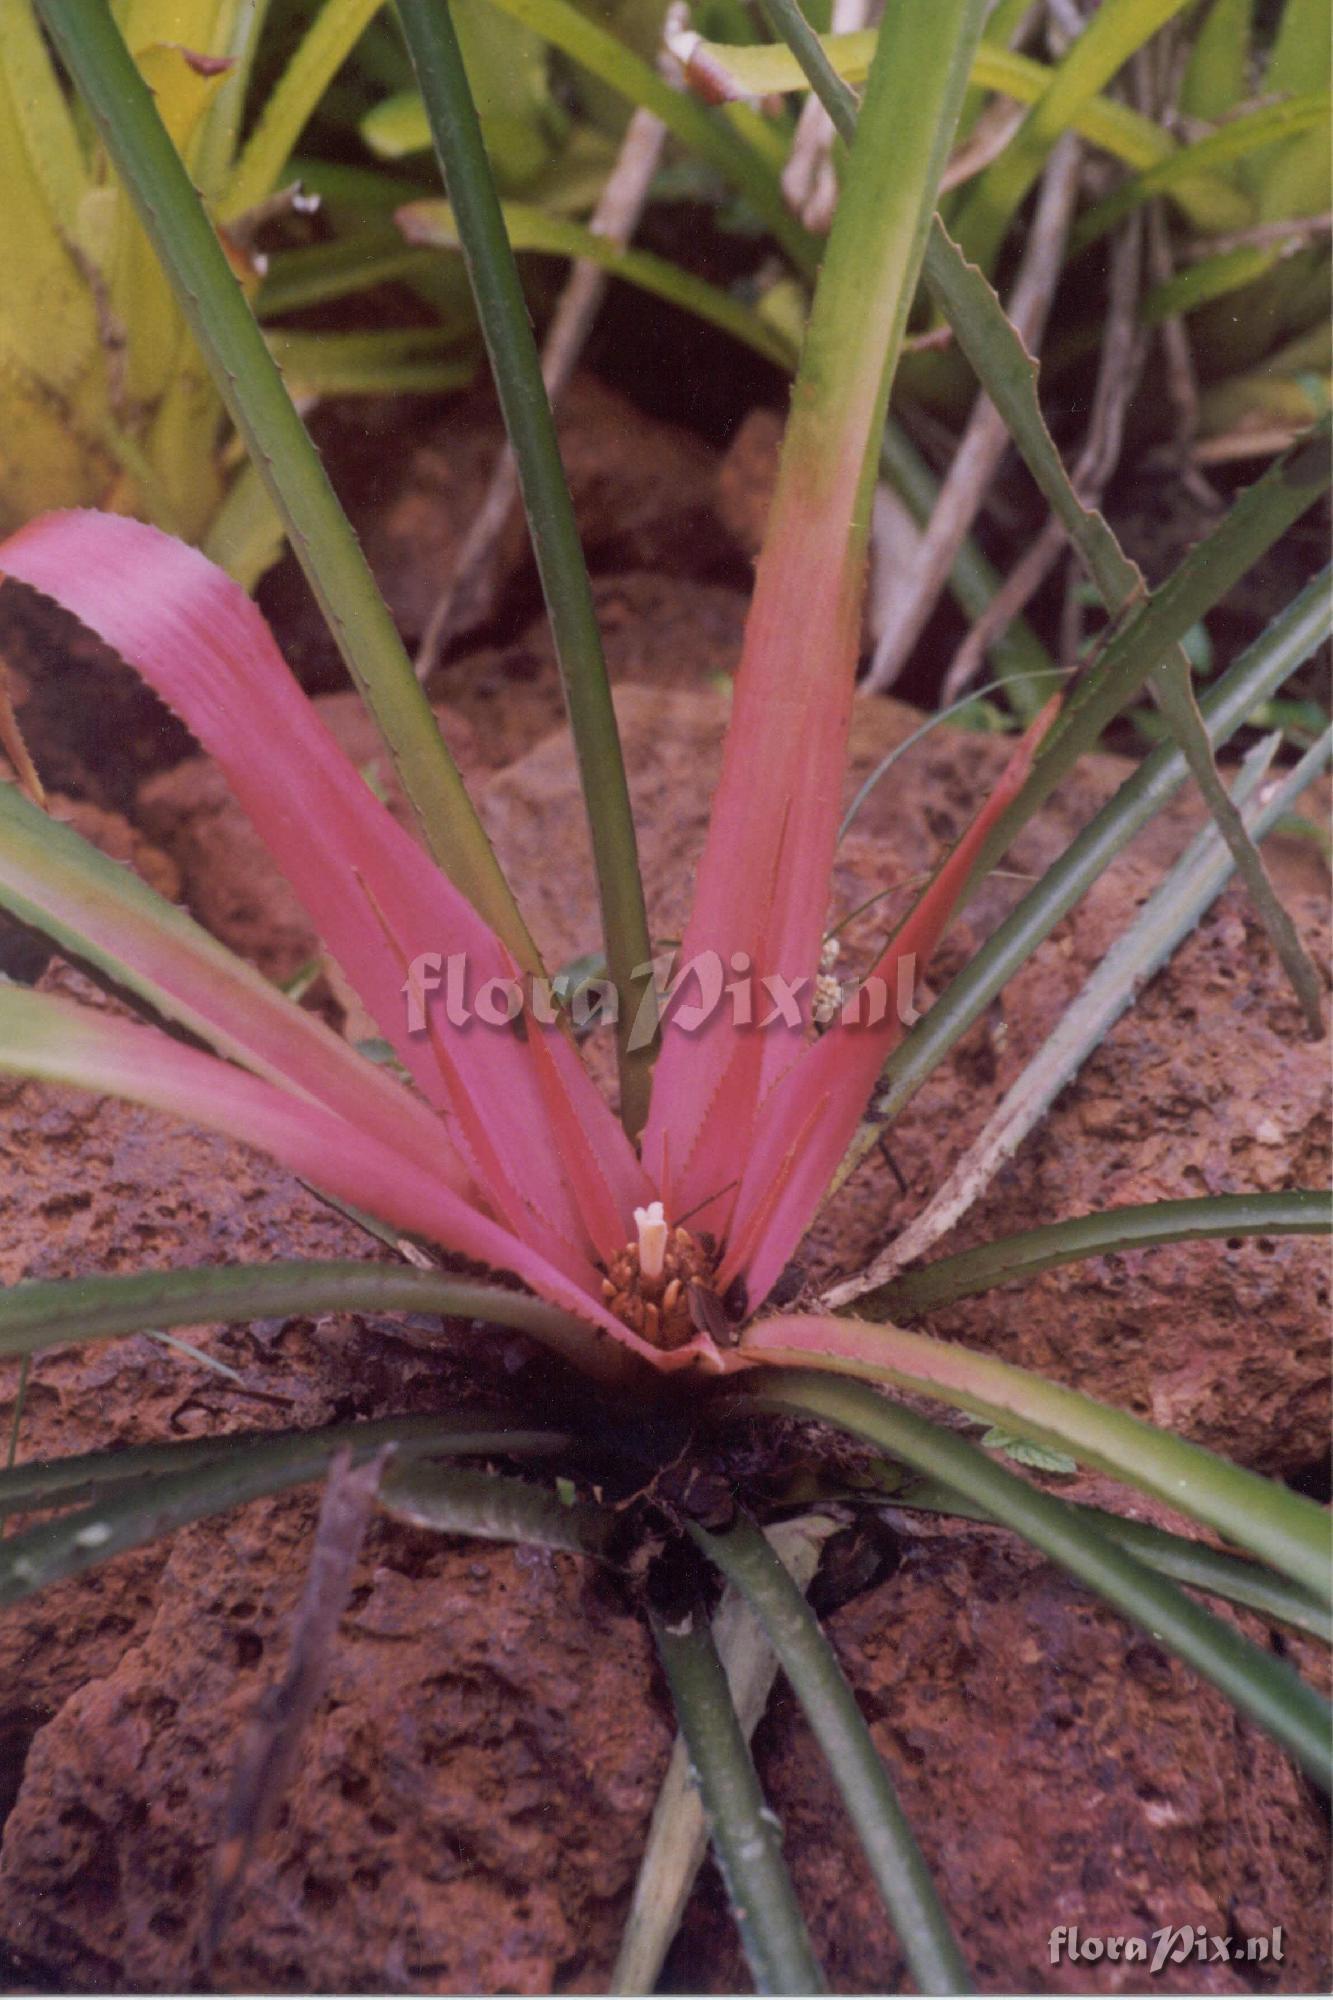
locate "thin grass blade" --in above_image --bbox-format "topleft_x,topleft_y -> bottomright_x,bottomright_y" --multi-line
866,1191 -> 1332,1316
396,0 -> 656,1131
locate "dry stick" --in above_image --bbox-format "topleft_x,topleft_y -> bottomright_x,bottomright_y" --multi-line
940,205 -> 1147,703
1182,211 -> 1333,259
781,0 -> 872,232
862,134 -> 1084,695
414,106 -> 667,677
1134,41 -> 1224,514
201,1446 -> 390,1968
938,96 -> 1029,195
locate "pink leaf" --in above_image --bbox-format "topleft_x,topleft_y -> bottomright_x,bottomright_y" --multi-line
0,512 -> 647,1264
642,500 -> 864,1223
0,982 -> 675,1377
721,698 -> 1060,1305
0,776 -> 477,1201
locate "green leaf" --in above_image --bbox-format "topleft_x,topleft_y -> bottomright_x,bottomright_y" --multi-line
1142,244 -> 1284,322
979,1428 -> 1078,1474
840,568 -> 1330,1181
733,1374 -> 1332,1787
967,420 -> 1332,885
0,1258 -> 606,1377
949,0 -> 1197,271
651,1603 -> 828,1994
867,1191 -> 1333,1316
1072,93 -> 1328,252
398,199 -> 798,368
692,1514 -> 970,1994
736,1330 -> 1333,1608
223,0 -> 388,219
842,731 -> 1325,1286
1180,0 -> 1252,120
0,1412 -> 571,1605
614,1515 -> 835,1996
266,326 -> 475,397
481,0 -> 820,274
377,1462 -> 611,1554
396,0 -> 655,1132
894,1479 -> 1332,1642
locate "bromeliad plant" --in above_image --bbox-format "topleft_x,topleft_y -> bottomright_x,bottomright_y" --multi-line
1,0 -> 1330,1986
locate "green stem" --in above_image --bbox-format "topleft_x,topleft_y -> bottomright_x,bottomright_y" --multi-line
651,1603 -> 828,1994
396,0 -> 655,1133
34,0 -> 537,971
739,1375 -> 1333,1789
691,1515 -> 970,1994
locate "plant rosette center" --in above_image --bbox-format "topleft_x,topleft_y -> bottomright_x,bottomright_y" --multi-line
601,1202 -> 722,1351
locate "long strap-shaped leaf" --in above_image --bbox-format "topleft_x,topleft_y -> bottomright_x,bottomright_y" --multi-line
861,1190 -> 1333,1316
0,981 -> 662,1367
0,511 -> 649,1269
734,1373 -> 1331,1786
0,1411 -> 571,1606
651,1602 -> 828,1993
0,1260 -> 617,1373
396,0 -> 656,1136
736,1332 -> 1332,1607
640,0 -> 987,1235
33,0 -> 533,965
692,1514 -> 971,1994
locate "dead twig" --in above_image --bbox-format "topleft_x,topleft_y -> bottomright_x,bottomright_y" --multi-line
781,0 -> 872,232
1179,211 -> 1333,259
414,106 -> 667,677
201,1446 -> 390,1970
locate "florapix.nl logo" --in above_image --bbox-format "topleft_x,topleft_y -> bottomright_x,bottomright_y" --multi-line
401,947 -> 923,1049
